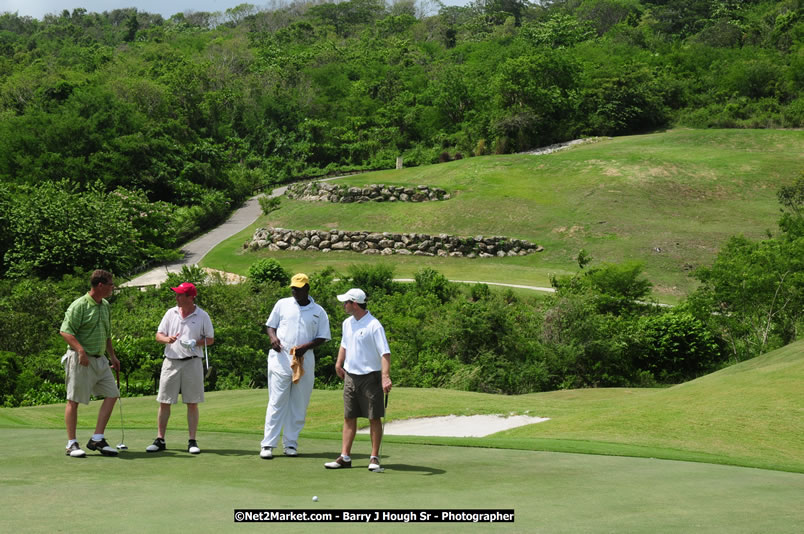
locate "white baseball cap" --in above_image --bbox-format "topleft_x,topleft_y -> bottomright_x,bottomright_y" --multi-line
337,288 -> 367,304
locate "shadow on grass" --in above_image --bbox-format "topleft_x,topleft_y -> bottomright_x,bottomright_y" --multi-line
299,452 -> 447,475
382,463 -> 446,476
117,451 -> 204,460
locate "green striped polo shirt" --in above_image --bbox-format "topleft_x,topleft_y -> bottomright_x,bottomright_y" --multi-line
60,293 -> 111,356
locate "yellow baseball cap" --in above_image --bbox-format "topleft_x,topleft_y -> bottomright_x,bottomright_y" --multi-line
290,273 -> 309,288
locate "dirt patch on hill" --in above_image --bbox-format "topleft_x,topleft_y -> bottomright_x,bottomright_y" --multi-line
203,268 -> 246,283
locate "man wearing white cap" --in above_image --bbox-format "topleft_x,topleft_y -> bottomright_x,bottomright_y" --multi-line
325,288 -> 392,471
146,282 -> 214,455
260,273 -> 331,459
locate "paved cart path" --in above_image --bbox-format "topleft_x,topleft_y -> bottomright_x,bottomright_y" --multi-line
120,145 -> 589,292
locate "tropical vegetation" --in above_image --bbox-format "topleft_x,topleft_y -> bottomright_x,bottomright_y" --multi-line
0,1 -> 802,405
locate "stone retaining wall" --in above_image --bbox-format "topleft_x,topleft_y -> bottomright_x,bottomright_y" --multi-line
247,227 -> 543,258
285,181 -> 450,203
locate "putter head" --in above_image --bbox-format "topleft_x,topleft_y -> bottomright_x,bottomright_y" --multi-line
116,443 -> 128,450
372,467 -> 385,473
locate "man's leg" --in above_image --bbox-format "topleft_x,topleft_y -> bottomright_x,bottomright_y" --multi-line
94,396 -> 117,435
157,403 -> 171,438
341,417 -> 357,457
369,418 -> 383,458
261,364 -> 292,448
65,400 -> 79,440
187,403 -> 199,440
284,360 -> 314,449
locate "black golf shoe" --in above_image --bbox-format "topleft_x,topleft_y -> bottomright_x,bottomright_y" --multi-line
146,437 -> 166,453
86,438 -> 118,456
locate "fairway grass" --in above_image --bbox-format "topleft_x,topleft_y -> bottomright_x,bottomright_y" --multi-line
201,129 -> 804,303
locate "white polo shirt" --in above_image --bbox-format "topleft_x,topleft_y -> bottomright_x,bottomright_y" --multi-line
266,296 -> 331,369
341,311 -> 391,375
157,305 -> 214,360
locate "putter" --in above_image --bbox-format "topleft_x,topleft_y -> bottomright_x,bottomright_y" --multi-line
372,392 -> 389,473
114,369 -> 128,450
203,325 -> 212,380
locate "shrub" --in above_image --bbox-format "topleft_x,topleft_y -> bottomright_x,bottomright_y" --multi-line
0,351 -> 20,406
414,267 -> 457,304
627,311 -> 723,383
585,262 -> 653,314
346,263 -> 398,298
164,265 -> 209,292
258,194 -> 281,215
541,294 -> 631,388
247,258 -> 290,286
469,283 -> 491,301
16,351 -> 65,406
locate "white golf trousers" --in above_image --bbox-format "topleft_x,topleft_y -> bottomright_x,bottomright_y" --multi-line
261,353 -> 315,449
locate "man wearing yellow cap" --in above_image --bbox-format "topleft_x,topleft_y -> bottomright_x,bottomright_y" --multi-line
260,273 -> 331,459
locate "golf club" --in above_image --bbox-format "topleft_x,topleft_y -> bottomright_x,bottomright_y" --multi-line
372,392 -> 388,473
203,325 -> 213,381
114,369 -> 128,450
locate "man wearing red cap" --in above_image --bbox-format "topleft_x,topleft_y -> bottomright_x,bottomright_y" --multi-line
146,282 -> 214,454
259,273 -> 331,459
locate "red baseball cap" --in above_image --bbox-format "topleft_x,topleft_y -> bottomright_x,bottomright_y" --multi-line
171,282 -> 197,297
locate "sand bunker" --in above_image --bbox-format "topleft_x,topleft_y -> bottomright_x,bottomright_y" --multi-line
358,414 -> 550,438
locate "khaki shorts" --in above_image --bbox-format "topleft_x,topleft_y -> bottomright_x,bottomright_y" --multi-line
63,350 -> 119,405
156,357 -> 204,404
343,371 -> 384,420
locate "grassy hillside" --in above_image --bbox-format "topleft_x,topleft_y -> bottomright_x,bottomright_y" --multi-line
502,338 -> 804,473
203,129 -> 804,302
3,339 -> 801,473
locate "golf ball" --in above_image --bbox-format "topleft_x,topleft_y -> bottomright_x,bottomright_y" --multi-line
312,496 -> 318,502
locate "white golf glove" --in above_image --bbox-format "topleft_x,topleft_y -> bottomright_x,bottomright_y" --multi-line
180,339 -> 197,350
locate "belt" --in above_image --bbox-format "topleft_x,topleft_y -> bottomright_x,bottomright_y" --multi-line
176,356 -> 199,361
65,350 -> 102,361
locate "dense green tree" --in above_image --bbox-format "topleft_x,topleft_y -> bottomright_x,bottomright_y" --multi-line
492,50 -> 581,149
691,235 -> 804,360
777,174 -> 804,238
688,175 -> 804,361
520,13 -> 596,47
626,310 -> 723,383
0,1 -> 800,316
2,182 -> 178,278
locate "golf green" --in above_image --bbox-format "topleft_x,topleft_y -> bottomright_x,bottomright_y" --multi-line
2,428 -> 802,533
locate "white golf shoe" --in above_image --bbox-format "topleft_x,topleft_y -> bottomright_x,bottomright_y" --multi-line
260,446 -> 273,459
65,442 -> 86,458
188,439 -> 201,454
324,455 -> 352,469
284,447 -> 298,457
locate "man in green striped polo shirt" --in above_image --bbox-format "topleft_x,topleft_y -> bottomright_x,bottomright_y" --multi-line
59,269 -> 121,458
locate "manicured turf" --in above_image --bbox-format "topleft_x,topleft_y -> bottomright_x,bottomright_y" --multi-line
202,129 -> 804,303
2,428 -> 803,533
2,342 -> 802,531
3,340 -> 802,474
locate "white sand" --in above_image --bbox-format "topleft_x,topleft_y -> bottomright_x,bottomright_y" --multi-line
358,414 -> 550,438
